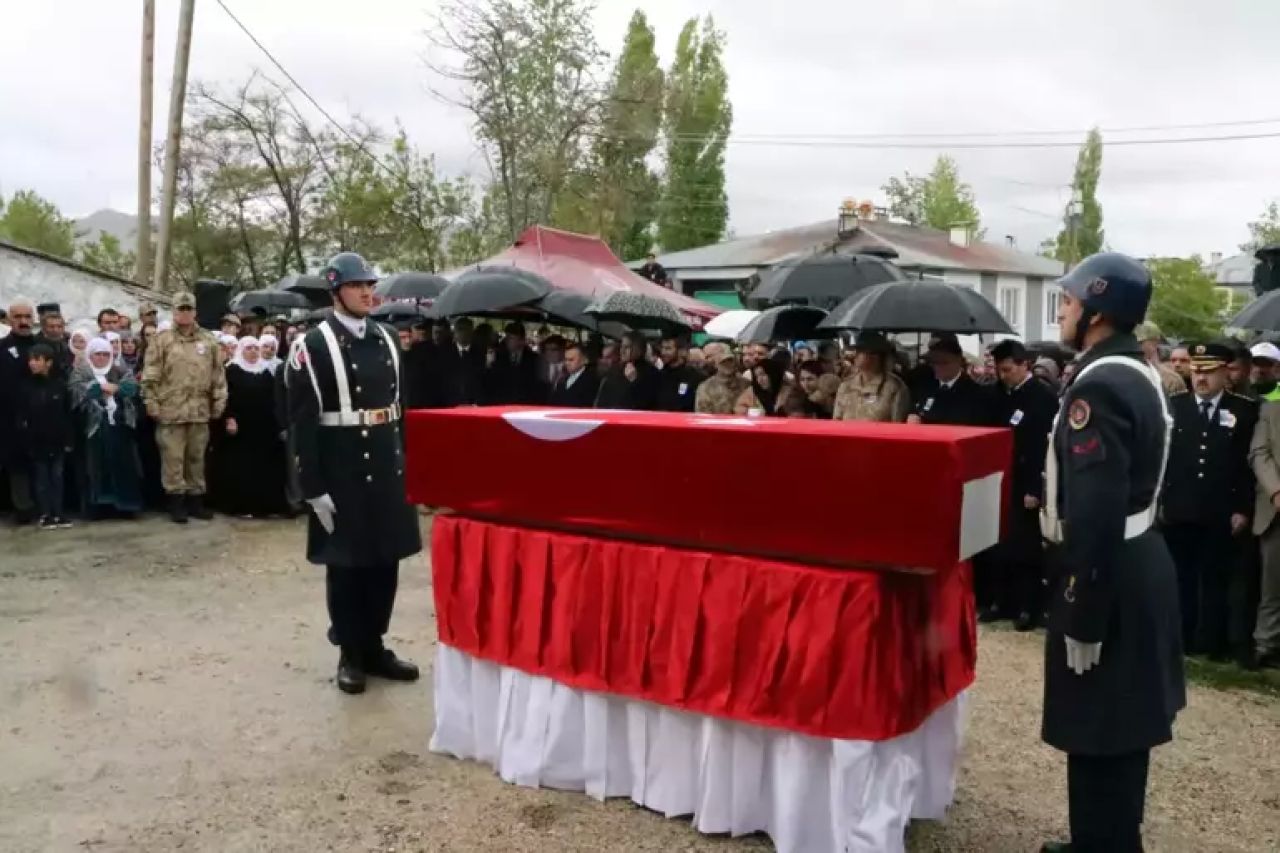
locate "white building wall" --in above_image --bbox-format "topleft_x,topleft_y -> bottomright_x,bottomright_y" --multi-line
0,243 -> 169,327
995,274 -> 1028,337
1040,283 -> 1062,342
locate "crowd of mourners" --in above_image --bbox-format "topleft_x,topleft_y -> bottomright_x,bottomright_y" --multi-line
1,296 -> 1277,671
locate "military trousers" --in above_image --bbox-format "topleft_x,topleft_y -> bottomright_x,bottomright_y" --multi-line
1066,750 -> 1150,852
326,562 -> 399,664
1163,522 -> 1234,655
156,422 -> 209,495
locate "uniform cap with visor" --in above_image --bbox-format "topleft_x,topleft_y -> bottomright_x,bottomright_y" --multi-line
1187,341 -> 1234,373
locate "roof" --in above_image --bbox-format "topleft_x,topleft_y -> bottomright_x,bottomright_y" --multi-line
1205,252 -> 1255,287
0,238 -> 172,304
649,218 -> 1064,279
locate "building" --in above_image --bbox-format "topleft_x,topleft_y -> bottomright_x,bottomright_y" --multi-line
0,239 -> 169,326
1205,250 -> 1257,308
637,214 -> 1066,342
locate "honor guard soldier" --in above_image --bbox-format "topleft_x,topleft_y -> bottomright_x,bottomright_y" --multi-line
287,252 -> 422,695
1160,342 -> 1257,658
1038,252 -> 1185,853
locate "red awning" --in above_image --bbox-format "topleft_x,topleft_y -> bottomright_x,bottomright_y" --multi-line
474,226 -> 723,329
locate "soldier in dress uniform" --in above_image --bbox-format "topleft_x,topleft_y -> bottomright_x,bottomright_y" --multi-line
286,252 -> 422,695
1160,341 -> 1257,658
1038,252 -> 1185,853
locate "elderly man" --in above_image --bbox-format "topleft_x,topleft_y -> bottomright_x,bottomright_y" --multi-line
1,299 -> 40,522
1134,322 -> 1187,396
141,290 -> 227,523
36,311 -> 73,379
1162,342 -> 1257,658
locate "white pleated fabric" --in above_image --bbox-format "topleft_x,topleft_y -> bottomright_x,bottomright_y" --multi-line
430,645 -> 966,853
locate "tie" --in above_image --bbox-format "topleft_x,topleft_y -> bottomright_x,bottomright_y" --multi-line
1201,400 -> 1213,424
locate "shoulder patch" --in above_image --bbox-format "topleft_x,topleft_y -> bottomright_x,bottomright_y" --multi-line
1068,398 -> 1091,429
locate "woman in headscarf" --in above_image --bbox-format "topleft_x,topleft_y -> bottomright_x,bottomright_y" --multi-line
214,336 -> 287,517
118,331 -> 141,375
105,330 -> 123,367
70,337 -> 143,518
217,333 -> 238,365
734,355 -> 797,416
69,327 -> 93,368
259,332 -> 283,373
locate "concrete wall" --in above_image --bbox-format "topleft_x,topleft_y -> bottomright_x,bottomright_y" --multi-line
0,242 -> 169,327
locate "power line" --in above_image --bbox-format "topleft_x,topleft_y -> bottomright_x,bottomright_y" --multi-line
647,129 -> 1280,150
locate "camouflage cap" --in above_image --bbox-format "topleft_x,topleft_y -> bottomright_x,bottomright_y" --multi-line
173,291 -> 196,309
139,302 -> 158,315
1133,321 -> 1162,342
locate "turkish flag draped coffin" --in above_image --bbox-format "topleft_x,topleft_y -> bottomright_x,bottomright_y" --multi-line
406,407 -> 1012,573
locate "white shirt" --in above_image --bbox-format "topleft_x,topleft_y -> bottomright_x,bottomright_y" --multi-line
1195,390 -> 1224,422
564,367 -> 585,389
332,308 -> 367,339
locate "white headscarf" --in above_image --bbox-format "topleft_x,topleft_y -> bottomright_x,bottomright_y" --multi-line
86,338 -> 119,424
259,333 -> 282,372
230,335 -> 268,374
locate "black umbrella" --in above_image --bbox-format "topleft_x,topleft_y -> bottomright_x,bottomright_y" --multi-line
375,271 -> 450,301
228,289 -> 310,315
274,273 -> 332,308
736,305 -> 832,344
1228,289 -> 1280,331
372,301 -> 437,321
583,290 -> 690,334
750,252 -> 905,310
304,307 -> 332,324
433,266 -> 553,318
818,280 -> 1015,335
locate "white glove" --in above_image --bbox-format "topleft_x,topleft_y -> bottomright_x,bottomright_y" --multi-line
1064,636 -> 1103,675
307,494 -> 337,534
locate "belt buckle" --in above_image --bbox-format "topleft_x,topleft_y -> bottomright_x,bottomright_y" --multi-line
368,409 -> 388,426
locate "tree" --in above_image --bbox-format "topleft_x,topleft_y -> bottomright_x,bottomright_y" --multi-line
78,233 -> 138,278
1049,128 -> 1104,263
556,9 -> 665,259
0,189 -> 76,257
656,17 -> 732,253
881,156 -> 982,234
428,0 -> 604,242
1242,200 -> 1280,252
1147,256 -> 1225,341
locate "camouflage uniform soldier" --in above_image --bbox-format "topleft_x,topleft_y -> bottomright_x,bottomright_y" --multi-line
1135,322 -> 1188,397
695,349 -> 749,414
832,333 -> 911,423
141,290 -> 227,523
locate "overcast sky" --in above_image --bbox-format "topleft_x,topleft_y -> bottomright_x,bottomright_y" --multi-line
4,0 -> 1278,259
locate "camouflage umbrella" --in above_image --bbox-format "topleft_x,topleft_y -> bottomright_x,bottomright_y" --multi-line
583,291 -> 690,335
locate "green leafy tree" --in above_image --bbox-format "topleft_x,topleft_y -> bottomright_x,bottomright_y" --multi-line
882,156 -> 982,234
428,0 -> 604,242
1050,128 -> 1104,263
78,232 -> 138,278
0,189 -> 76,257
1148,256 -> 1226,341
1242,200 -> 1280,252
557,9 -> 664,259
656,16 -> 732,253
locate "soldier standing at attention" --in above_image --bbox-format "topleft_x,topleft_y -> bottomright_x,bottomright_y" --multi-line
287,252 -> 421,695
141,290 -> 227,523
1038,253 -> 1185,853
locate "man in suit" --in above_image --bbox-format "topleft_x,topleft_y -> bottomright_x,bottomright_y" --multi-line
438,318 -> 487,406
906,335 -> 993,426
595,331 -> 659,410
1161,341 -> 1258,659
983,339 -> 1061,630
547,343 -> 599,407
655,334 -> 705,412
539,334 -> 568,389
1248,390 -> 1280,669
485,322 -> 546,405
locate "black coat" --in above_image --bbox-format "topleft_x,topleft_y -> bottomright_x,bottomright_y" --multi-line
14,373 -> 73,460
913,373 -> 995,426
655,364 -> 705,413
594,360 -> 660,410
286,317 -> 422,568
1161,390 -> 1257,526
1042,333 -> 1185,756
0,332 -> 37,463
992,375 -> 1060,501
547,369 -> 600,407
485,347 -> 547,405
436,343 -> 488,406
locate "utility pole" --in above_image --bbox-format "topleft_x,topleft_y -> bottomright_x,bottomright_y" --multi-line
153,0 -> 196,292
136,0 -> 155,287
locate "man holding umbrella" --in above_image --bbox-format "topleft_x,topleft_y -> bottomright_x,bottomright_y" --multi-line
286,251 -> 421,695
1037,252 -> 1184,853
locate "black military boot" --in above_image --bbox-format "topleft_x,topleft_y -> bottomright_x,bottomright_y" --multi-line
336,652 -> 367,695
365,648 -> 420,682
169,493 -> 189,524
187,493 -> 214,520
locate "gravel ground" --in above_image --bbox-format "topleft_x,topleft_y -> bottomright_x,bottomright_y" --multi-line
1,515 -> 1277,853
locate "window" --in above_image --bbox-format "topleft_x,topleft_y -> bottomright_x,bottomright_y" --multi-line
1044,286 -> 1061,327
998,285 -> 1023,332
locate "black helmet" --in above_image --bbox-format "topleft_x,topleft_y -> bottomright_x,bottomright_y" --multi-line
1057,252 -> 1151,329
322,252 -> 378,290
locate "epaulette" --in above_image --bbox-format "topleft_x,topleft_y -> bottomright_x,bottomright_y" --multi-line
1226,391 -> 1256,402
1168,389 -> 1189,397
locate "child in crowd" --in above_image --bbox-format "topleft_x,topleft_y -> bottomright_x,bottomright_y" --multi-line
15,343 -> 74,529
